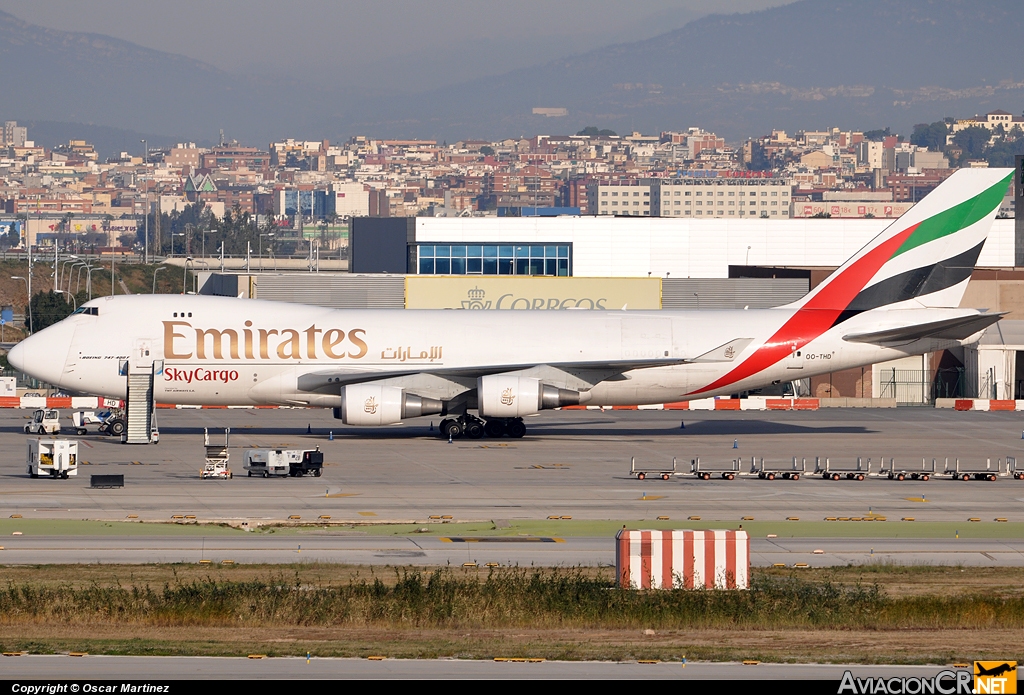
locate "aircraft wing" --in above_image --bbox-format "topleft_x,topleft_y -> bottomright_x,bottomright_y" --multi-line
842,312 -> 1004,345
295,358 -> 692,394
294,339 -> 755,395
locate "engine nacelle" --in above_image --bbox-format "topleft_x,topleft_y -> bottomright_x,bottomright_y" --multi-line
334,384 -> 443,426
477,375 -> 581,418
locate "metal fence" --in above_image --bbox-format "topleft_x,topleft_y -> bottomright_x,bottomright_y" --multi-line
877,367 -> 964,405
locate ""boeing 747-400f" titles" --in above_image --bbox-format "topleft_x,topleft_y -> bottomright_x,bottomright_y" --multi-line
7,168 -> 1013,440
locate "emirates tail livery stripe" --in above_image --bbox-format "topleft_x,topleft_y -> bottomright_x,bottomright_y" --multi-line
890,175 -> 1009,258
693,172 -> 1012,396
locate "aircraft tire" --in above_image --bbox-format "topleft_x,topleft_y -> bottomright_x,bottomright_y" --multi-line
109,420 -> 126,436
442,419 -> 464,439
483,420 -> 505,438
465,422 -> 485,439
506,419 -> 526,438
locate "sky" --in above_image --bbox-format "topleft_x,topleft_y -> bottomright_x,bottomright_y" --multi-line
0,0 -> 797,92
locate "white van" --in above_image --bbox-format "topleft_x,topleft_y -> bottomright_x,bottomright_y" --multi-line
243,449 -> 291,478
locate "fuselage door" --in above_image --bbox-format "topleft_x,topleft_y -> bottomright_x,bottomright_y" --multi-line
786,343 -> 804,369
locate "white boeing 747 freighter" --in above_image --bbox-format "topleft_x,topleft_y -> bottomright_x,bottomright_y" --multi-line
8,168 -> 1013,439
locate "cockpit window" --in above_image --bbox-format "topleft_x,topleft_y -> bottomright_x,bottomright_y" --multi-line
72,307 -> 99,316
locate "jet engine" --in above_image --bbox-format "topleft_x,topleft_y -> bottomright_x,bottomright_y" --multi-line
477,375 -> 581,418
333,384 -> 443,426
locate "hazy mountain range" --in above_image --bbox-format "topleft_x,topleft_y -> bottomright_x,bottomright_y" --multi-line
1,0 -> 1021,156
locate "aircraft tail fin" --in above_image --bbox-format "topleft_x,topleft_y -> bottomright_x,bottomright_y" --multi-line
788,167 -> 1013,318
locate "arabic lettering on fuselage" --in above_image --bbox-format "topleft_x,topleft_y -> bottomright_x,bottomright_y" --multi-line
380,346 -> 443,362
163,321 -> 368,361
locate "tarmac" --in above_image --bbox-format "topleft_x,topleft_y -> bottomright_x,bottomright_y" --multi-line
2,406 -> 1024,566
0,654 -> 981,681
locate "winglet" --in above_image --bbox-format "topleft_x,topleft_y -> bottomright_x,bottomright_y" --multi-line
690,338 -> 754,363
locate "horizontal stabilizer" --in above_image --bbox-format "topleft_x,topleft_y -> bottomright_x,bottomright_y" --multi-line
689,338 -> 754,363
842,312 -> 1004,345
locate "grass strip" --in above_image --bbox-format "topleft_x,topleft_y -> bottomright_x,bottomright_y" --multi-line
2,567 -> 1023,630
2,565 -> 1023,662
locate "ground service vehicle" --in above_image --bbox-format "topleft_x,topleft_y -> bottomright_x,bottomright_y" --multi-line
244,449 -> 291,478
71,409 -> 126,436
24,408 -> 61,435
290,448 -> 323,477
27,439 -> 78,479
200,427 -> 232,479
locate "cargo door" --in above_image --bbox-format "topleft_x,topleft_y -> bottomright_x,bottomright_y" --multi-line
621,317 -> 673,360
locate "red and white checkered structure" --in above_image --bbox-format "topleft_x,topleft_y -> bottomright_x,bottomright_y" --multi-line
615,529 -> 749,589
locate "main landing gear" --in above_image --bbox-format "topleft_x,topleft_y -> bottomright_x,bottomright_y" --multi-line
439,414 -> 526,440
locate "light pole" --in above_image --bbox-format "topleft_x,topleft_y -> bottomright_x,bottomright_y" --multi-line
259,232 -> 274,271
152,266 -> 165,294
141,139 -> 148,265
68,261 -> 88,294
11,276 -> 31,333
58,255 -> 78,293
182,257 -> 193,294
86,266 -> 102,300
74,262 -> 90,294
170,232 -> 185,258
55,289 -> 76,310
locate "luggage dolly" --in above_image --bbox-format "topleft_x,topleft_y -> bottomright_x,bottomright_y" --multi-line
630,456 -> 680,481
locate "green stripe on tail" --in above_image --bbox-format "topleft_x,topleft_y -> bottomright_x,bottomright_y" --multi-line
893,172 -> 1012,258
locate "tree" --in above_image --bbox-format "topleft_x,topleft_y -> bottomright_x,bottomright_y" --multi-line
951,126 -> 992,164
862,128 -> 891,142
910,121 -> 948,151
576,126 -> 617,137
479,145 -> 495,156
985,129 -> 1024,167
29,291 -> 74,332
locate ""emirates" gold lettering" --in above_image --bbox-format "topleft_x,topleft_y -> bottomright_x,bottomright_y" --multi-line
163,321 -> 368,361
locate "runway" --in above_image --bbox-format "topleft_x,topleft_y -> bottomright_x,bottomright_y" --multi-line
0,654 -> 980,680
2,533 -> 1024,566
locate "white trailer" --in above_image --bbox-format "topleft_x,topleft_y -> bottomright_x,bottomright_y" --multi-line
629,456 -> 682,481
690,457 -> 741,481
879,457 -> 934,481
244,449 -> 292,478
814,457 -> 870,481
751,457 -> 805,481
27,439 -> 78,479
942,457 -> 1004,481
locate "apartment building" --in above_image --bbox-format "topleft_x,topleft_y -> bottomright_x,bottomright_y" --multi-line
653,178 -> 792,218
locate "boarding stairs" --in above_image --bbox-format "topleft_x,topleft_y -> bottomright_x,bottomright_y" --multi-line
122,338 -> 161,444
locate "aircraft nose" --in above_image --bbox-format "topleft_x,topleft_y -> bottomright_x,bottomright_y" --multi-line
7,339 -> 26,372
8,321 -> 75,386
